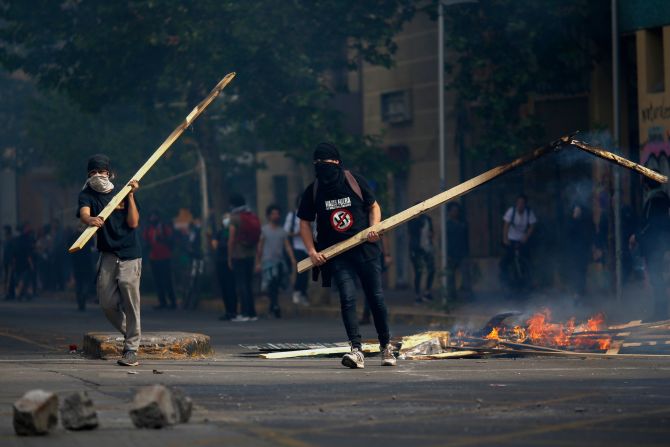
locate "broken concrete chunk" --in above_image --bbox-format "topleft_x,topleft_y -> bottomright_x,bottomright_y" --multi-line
170,388 -> 193,423
129,385 -> 178,429
13,390 -> 59,436
59,391 -> 98,431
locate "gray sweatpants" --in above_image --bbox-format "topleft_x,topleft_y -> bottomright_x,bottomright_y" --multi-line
97,252 -> 142,352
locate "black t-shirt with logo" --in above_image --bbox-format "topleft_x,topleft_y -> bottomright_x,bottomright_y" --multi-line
77,186 -> 142,260
297,172 -> 380,262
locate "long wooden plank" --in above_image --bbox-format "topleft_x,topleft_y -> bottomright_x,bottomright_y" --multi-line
297,134 -> 569,273
297,133 -> 668,273
569,138 -> 667,183
68,72 -> 237,253
260,343 -> 380,359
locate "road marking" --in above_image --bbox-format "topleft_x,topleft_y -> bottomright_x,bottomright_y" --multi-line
0,331 -> 59,351
438,406 -> 670,447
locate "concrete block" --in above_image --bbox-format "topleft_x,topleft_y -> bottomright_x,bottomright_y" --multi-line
129,385 -> 178,429
13,390 -> 58,436
171,388 -> 193,423
59,391 -> 98,430
83,332 -> 214,360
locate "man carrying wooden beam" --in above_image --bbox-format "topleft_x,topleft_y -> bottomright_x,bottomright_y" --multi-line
297,143 -> 396,369
77,154 -> 142,367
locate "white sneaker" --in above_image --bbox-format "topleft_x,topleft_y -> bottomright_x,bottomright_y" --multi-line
381,345 -> 397,366
341,347 -> 365,369
299,294 -> 310,306
231,315 -> 250,322
292,291 -> 301,304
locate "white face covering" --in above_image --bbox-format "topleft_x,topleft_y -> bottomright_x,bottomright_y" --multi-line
85,174 -> 115,194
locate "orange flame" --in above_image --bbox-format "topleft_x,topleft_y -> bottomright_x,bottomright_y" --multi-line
485,327 -> 500,340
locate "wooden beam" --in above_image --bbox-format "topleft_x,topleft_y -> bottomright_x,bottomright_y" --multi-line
260,343 -> 380,359
297,134 -> 569,273
569,138 -> 667,184
68,72 -> 237,253
297,133 -> 668,273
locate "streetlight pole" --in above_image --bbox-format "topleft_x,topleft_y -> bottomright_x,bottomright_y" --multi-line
438,0 -> 476,303
611,0 -> 623,303
438,0 -> 447,302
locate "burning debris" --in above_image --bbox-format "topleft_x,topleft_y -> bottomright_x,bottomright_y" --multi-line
249,310 -> 670,360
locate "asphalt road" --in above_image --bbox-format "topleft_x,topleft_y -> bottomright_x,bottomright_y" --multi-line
1,298 -> 669,447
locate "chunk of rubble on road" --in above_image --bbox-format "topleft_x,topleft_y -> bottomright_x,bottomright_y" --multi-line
129,385 -> 178,429
83,332 -> 214,360
59,391 -> 98,431
13,390 -> 59,436
171,388 -> 193,423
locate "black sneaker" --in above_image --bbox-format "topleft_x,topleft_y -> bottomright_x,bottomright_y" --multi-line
117,350 -> 139,367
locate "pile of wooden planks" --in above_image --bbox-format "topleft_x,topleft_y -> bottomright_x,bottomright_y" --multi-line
248,319 -> 670,360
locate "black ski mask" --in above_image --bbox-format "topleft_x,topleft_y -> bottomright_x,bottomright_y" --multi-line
313,143 -> 344,194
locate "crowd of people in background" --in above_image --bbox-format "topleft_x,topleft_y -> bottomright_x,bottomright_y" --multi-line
2,177 -> 669,321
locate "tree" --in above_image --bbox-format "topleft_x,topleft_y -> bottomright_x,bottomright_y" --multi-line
441,0 -> 610,158
0,0 -> 421,222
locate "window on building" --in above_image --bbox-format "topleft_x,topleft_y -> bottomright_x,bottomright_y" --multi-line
646,27 -> 665,93
381,90 -> 412,125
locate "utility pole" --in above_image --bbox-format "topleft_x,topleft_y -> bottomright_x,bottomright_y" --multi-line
198,150 -> 210,255
611,0 -> 623,302
438,0 -> 447,302
438,0 -> 477,303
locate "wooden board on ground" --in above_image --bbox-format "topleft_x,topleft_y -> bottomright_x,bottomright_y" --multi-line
260,343 -> 380,359
399,331 -> 450,353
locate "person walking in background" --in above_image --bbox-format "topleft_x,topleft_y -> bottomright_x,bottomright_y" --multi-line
257,204 -> 296,318
284,195 -> 310,306
2,225 -> 15,300
629,175 -> 670,320
298,142 -> 396,369
408,211 -> 435,304
446,202 -> 471,300
50,219 -> 67,291
70,228 -> 96,311
565,203 -> 594,302
78,154 -> 142,367
143,210 -> 177,310
182,219 -> 205,310
214,213 -> 237,320
228,194 -> 261,322
13,223 -> 35,300
501,194 -> 537,294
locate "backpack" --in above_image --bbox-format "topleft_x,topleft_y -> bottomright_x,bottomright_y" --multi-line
236,211 -> 261,246
313,170 -> 363,202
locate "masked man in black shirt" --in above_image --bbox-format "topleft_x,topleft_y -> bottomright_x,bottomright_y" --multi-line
77,154 -> 142,367
298,143 -> 395,369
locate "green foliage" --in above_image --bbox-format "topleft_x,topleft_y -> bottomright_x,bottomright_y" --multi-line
442,0 -> 610,157
0,0 -> 419,172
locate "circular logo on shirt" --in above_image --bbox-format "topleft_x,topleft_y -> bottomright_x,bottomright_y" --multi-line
330,209 -> 354,232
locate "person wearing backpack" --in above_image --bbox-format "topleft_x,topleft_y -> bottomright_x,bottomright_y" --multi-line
227,193 -> 261,322
143,210 -> 177,310
298,142 -> 396,369
501,194 -> 537,293
629,174 -> 670,320
284,195 -> 310,306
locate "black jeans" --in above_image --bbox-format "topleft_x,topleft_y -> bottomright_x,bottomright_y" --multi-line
331,255 -> 390,349
150,259 -> 176,307
411,249 -> 435,296
217,260 -> 237,317
233,257 -> 256,317
293,249 -> 309,295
